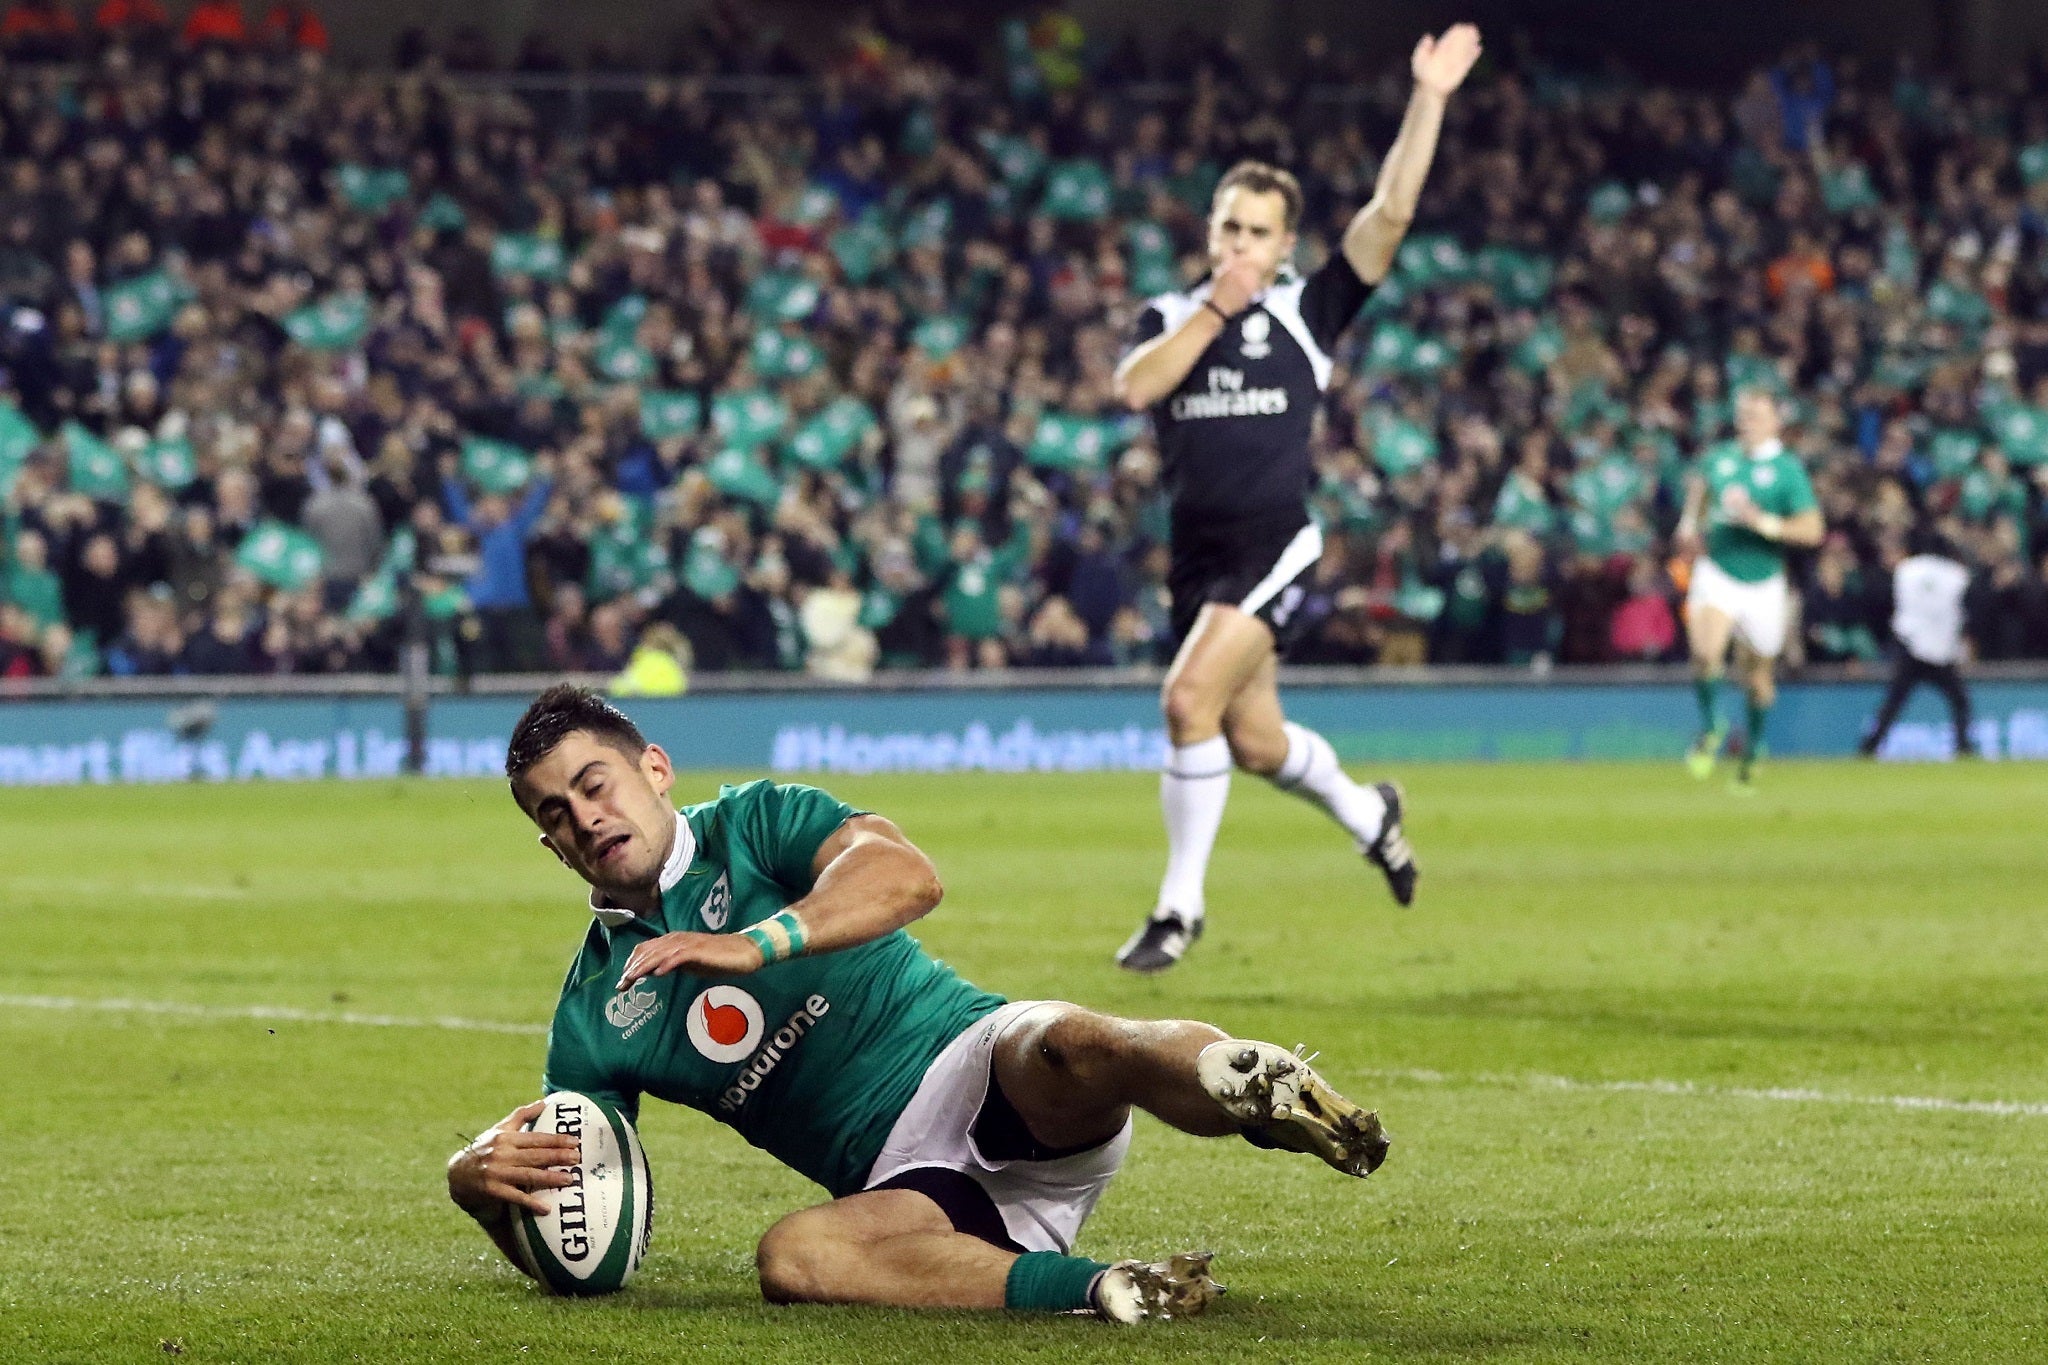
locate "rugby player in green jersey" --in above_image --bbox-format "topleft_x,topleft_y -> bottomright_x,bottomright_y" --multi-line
1675,389 -> 1824,789
447,685 -> 1390,1323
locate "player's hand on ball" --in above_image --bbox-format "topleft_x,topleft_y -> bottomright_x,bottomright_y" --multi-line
1412,23 -> 1482,97
1209,257 -> 1263,317
447,1100 -> 581,1218
616,930 -> 766,990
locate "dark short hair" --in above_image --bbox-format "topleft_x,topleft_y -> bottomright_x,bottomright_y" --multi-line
1907,523 -> 1952,559
505,684 -> 649,786
1213,160 -> 1303,232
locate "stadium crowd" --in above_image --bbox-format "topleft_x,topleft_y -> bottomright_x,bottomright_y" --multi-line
2,4 -> 2048,683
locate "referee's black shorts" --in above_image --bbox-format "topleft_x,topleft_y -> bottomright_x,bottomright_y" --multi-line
1167,508 -> 1325,653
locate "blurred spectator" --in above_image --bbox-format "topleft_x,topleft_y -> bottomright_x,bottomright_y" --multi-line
259,2 -> 326,53
2,0 -> 78,60
0,602 -> 40,677
178,590 -> 263,674
301,454 -> 384,606
939,524 -> 1009,671
1558,553 -> 1629,664
106,589 -> 183,675
1021,594 -> 1094,668
1803,537 -> 1882,664
62,533 -> 133,649
182,0 -> 247,48
799,569 -> 879,680
94,0 -> 171,50
611,621 -> 691,696
2,529 -> 64,628
1498,534 -> 1559,667
1610,556 -> 1678,661
440,457 -> 554,673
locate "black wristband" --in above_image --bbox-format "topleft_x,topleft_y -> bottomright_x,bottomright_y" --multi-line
1203,300 -> 1231,323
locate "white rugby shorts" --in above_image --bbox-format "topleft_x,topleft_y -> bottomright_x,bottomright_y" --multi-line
1687,556 -> 1791,659
864,999 -> 1131,1254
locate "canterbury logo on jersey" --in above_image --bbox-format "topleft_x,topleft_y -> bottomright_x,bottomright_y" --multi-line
1171,366 -> 1288,420
715,992 -> 832,1114
605,982 -> 661,1038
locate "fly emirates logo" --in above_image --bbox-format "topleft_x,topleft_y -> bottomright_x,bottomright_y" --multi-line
1170,366 -> 1289,420
686,985 -> 833,1114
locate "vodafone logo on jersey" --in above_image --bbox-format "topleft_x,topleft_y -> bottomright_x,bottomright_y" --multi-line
686,985 -> 765,1063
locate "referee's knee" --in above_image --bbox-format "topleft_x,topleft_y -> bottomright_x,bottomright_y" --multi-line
1161,678 -> 1222,741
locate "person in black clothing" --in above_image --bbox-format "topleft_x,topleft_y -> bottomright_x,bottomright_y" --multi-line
1859,531 -> 1976,759
60,530 -> 132,647
1106,24 -> 1482,971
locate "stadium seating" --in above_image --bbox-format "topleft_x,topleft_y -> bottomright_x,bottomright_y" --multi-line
1,15 -> 2045,681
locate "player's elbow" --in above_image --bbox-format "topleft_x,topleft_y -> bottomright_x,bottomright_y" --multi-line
1111,370 -> 1153,413
905,854 -> 945,916
1358,204 -> 1413,237
1356,194 -> 1415,234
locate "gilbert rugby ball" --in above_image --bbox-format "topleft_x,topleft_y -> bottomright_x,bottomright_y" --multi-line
509,1091 -> 653,1295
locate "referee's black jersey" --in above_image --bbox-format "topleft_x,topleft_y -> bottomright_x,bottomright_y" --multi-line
1126,254 -> 1373,521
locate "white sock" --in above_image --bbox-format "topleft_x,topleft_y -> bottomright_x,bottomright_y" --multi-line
1272,721 -> 1387,847
1157,735 -> 1232,920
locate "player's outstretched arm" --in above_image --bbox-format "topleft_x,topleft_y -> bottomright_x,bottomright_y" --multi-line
1341,23 -> 1482,284
781,813 -> 944,954
1740,504 -> 1825,548
447,1099 -> 581,1277
614,814 -> 942,987
1676,475 -> 1708,557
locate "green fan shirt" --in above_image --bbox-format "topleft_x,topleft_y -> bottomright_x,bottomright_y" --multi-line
542,780 -> 1006,1197
1695,441 -> 1818,583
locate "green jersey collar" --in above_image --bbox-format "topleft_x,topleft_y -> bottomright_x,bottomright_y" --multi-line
589,810 -> 696,928
1745,438 -> 1785,460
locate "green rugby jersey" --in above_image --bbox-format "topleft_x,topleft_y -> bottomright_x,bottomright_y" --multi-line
541,779 -> 1006,1197
1696,440 -> 1818,583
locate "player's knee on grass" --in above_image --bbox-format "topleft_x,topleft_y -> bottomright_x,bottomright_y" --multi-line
755,1211 -> 826,1304
756,1206 -> 871,1304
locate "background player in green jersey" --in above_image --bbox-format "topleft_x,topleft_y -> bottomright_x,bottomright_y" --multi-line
447,686 -> 1391,1324
1675,390 -> 1824,788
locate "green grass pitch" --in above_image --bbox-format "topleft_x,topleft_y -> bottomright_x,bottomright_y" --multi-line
3,760 -> 2045,1363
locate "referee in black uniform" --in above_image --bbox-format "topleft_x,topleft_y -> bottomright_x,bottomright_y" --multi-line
1111,24 -> 1482,972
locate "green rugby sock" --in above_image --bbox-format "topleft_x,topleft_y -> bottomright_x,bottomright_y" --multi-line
1003,1250 -> 1111,1313
1744,698 -> 1771,768
1694,677 -> 1721,734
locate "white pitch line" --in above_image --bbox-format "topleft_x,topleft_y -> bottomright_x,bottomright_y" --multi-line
0,993 -> 546,1036
0,877 -> 255,899
1,993 -> 2040,1119
1358,1065 -> 2048,1119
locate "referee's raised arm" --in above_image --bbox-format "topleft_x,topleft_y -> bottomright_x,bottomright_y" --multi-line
1341,23 -> 1483,284
1113,23 -> 1481,413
